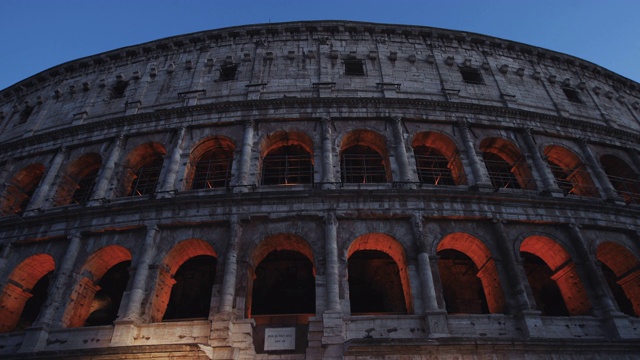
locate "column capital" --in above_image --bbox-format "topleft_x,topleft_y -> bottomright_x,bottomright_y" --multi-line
324,211 -> 337,226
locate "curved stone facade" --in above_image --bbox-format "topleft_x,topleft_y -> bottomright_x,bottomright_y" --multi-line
1,21 -> 640,359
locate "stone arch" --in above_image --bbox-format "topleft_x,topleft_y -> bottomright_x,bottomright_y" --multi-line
119,142 -> 167,197
543,145 -> 598,197
599,154 -> 640,204
340,129 -> 390,183
520,235 -> 592,315
63,245 -> 132,328
412,131 -> 466,185
1,163 -> 45,215
259,130 -> 314,185
597,241 -> 640,316
248,233 -> 316,317
479,137 -> 536,190
186,136 -> 235,190
346,233 -> 411,314
54,153 -> 102,206
150,239 -> 217,322
0,254 -> 55,333
436,232 -> 505,314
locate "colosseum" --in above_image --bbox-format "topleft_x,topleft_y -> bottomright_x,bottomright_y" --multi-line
0,20 -> 639,359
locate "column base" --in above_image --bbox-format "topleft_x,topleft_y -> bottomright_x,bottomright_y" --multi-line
110,319 -> 140,346
424,311 -> 449,337
18,326 -> 49,353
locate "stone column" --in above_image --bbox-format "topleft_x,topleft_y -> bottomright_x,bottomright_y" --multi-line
578,138 -> 624,203
519,127 -> 563,196
411,215 -> 448,336
320,117 -> 336,189
25,146 -> 68,214
219,216 -> 242,314
567,224 -> 617,314
88,134 -> 126,205
628,149 -> 640,177
0,244 -> 11,280
157,126 -> 187,198
20,234 -> 83,352
122,224 -> 159,322
410,215 -> 438,312
234,120 -> 255,193
491,219 -> 531,313
37,233 -> 82,328
456,120 -> 491,189
391,116 -> 413,185
324,212 -> 340,311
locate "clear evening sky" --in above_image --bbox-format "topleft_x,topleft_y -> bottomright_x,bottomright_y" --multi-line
1,0 -> 639,90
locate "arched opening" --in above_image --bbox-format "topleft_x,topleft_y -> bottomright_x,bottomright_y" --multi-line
340,130 -> 390,184
544,145 -> 598,197
163,255 -> 216,320
150,239 -> 218,322
480,137 -> 536,190
0,163 -> 45,215
412,132 -> 466,185
249,234 -> 316,318
436,233 -> 504,314
597,242 -> 640,316
120,142 -> 166,197
63,245 -> 131,328
600,155 -> 640,204
520,236 -> 592,316
347,233 -> 411,314
0,254 -> 55,333
54,153 -> 102,206
84,260 -> 130,326
260,131 -> 314,185
348,250 -> 406,314
187,137 -> 235,190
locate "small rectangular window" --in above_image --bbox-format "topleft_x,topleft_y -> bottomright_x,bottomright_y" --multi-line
344,60 -> 365,76
562,87 -> 583,104
460,68 -> 484,84
219,64 -> 238,81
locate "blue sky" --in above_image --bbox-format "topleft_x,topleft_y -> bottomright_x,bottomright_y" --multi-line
1,0 -> 639,90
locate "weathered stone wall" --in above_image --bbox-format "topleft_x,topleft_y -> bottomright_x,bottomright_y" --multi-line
0,21 -> 639,359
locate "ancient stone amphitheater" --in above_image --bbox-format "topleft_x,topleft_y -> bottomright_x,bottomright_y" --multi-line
0,20 -> 639,359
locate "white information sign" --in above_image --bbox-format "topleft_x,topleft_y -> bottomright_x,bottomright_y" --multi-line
264,327 -> 296,351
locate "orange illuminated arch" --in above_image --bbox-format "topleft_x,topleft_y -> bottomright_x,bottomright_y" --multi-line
62,245 -> 131,328
1,163 -> 45,215
249,234 -> 316,317
520,235 -> 591,315
120,142 -> 166,197
186,136 -> 235,190
600,154 -> 640,204
0,254 -> 55,333
544,145 -> 598,197
412,131 -> 466,185
597,242 -> 640,316
437,232 -> 505,314
480,137 -> 536,190
54,153 -> 102,206
150,239 -> 217,322
259,131 -> 314,185
347,233 -> 411,314
340,130 -> 390,183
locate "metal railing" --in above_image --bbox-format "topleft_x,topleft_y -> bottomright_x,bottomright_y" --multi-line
191,157 -> 233,190
547,163 -> 599,197
414,154 -> 464,186
128,163 -> 163,196
606,174 -> 640,205
483,159 -> 537,191
340,153 -> 387,184
261,154 -> 314,185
